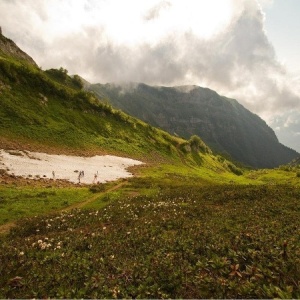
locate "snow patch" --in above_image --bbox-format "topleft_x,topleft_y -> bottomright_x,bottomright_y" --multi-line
0,149 -> 143,184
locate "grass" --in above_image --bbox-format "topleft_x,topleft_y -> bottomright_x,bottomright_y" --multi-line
0,186 -> 92,225
245,168 -> 300,187
0,183 -> 299,299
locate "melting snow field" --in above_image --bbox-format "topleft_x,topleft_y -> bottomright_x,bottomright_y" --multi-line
0,149 -> 143,184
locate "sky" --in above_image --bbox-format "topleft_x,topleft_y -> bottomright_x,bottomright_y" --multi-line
0,0 -> 299,152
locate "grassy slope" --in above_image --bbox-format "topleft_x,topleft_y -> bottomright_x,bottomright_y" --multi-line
0,57 -> 176,158
0,49 -> 249,179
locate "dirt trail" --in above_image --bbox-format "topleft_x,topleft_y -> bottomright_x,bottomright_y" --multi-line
61,181 -> 127,211
0,181 -> 127,236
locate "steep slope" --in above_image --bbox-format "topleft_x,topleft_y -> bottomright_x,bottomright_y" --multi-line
0,32 -> 245,179
88,82 -> 299,168
0,61 -> 170,160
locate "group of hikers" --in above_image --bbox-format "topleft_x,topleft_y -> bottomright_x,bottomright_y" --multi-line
51,170 -> 99,184
78,170 -> 99,183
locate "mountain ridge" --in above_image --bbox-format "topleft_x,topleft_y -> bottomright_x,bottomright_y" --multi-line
87,82 -> 299,168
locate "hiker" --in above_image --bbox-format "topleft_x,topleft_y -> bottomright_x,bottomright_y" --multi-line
93,172 -> 98,184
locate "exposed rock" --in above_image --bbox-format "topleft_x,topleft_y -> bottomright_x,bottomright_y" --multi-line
0,31 -> 38,67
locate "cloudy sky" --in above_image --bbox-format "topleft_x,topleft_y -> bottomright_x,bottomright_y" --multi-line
1,0 -> 299,152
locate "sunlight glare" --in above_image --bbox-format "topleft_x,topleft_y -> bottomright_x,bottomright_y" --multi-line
44,0 -> 234,45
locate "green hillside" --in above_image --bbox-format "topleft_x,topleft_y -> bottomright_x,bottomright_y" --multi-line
0,48 -> 176,158
0,32 -> 246,180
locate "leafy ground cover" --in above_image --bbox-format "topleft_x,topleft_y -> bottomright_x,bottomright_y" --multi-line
0,183 -> 299,299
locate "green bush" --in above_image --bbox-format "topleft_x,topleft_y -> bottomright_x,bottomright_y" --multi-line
227,163 -> 243,176
189,135 -> 211,154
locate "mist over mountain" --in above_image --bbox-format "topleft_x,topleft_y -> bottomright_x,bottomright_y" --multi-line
88,82 -> 299,168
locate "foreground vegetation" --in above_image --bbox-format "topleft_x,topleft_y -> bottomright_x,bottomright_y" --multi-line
0,179 -> 299,299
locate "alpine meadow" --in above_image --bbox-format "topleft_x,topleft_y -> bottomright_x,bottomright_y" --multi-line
0,13 -> 300,300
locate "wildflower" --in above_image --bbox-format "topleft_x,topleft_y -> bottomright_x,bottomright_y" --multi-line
229,264 -> 242,278
19,251 -> 24,256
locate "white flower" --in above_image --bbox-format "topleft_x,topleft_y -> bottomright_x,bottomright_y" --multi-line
19,251 -> 24,256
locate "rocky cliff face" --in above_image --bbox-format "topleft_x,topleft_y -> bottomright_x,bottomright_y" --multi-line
88,82 -> 299,168
0,30 -> 37,67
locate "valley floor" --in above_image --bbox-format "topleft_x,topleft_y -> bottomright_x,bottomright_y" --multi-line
0,182 -> 299,299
